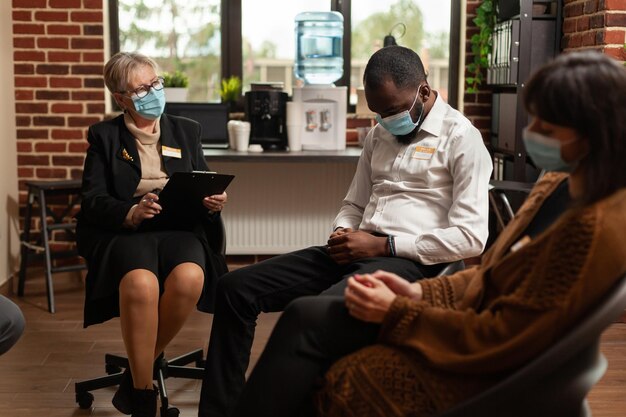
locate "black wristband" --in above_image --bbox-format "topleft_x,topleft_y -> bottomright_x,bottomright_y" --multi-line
387,235 -> 396,257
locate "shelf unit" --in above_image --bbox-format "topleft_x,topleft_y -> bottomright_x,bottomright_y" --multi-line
488,0 -> 563,182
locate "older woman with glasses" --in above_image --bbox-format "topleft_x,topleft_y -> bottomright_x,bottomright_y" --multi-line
76,52 -> 228,417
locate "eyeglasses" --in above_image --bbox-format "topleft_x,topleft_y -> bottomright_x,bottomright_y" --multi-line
121,76 -> 165,99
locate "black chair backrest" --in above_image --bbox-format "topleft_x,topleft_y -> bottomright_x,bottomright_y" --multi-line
439,273 -> 626,417
437,260 -> 465,277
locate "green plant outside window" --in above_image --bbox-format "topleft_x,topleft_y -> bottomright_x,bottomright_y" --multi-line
162,71 -> 190,88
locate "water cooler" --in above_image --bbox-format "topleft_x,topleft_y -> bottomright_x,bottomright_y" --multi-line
291,11 -> 347,151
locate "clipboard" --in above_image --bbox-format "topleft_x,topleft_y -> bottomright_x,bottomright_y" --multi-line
157,171 -> 235,214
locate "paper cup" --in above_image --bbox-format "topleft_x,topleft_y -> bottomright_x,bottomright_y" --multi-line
287,124 -> 302,152
233,122 -> 251,152
286,102 -> 303,126
227,120 -> 238,149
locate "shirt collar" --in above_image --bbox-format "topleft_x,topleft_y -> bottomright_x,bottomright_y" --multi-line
418,93 -> 445,138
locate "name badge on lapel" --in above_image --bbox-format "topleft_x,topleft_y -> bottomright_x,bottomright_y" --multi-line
162,146 -> 182,159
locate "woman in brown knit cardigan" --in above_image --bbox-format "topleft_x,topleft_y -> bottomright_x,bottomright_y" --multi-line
231,51 -> 626,417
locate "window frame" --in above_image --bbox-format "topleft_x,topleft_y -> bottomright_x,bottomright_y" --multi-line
108,0 -> 460,109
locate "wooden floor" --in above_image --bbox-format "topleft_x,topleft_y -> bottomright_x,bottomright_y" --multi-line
1,270 -> 625,417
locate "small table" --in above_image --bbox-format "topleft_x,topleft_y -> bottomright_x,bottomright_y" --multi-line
18,180 -> 86,313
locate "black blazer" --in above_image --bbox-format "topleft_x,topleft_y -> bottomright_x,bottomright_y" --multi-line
78,113 -> 209,231
77,114 -> 227,326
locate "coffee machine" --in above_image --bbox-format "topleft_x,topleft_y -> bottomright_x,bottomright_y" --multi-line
245,86 -> 288,151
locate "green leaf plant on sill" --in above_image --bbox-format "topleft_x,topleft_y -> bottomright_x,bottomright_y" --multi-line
162,70 -> 189,88
466,0 -> 497,93
220,76 -> 242,104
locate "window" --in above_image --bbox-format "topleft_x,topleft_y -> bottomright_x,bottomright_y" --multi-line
241,0 -> 328,96
351,0 -> 451,105
117,0 -> 221,102
110,0 -> 459,108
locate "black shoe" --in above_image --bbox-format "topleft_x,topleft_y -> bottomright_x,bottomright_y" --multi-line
131,386 -> 158,417
112,368 -> 133,414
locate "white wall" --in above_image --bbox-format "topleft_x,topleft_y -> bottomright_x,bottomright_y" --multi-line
1,1 -> 20,289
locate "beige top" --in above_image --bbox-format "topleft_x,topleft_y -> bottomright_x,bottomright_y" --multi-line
123,114 -> 169,227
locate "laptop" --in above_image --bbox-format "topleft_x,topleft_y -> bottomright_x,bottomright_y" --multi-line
165,102 -> 230,149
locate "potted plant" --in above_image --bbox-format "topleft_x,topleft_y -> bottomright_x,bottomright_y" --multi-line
162,70 -> 190,102
220,75 -> 242,111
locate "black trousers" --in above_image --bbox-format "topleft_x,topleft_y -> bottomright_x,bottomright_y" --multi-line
233,295 -> 376,417
198,246 -> 444,417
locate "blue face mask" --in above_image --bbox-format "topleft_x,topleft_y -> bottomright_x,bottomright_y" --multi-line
375,87 -> 424,136
522,127 -> 577,172
131,87 -> 166,120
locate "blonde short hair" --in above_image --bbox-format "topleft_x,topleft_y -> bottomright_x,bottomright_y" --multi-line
103,52 -> 159,94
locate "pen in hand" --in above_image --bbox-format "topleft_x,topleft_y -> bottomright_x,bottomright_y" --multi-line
142,188 -> 161,205
134,189 -> 162,226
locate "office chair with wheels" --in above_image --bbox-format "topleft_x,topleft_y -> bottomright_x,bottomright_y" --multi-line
438,272 -> 626,417
75,216 -> 227,417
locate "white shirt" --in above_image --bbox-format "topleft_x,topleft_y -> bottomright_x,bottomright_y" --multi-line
333,94 -> 492,265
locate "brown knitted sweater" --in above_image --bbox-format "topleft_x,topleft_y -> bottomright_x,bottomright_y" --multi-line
318,172 -> 626,417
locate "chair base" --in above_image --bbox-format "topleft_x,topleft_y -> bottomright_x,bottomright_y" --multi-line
75,349 -> 205,417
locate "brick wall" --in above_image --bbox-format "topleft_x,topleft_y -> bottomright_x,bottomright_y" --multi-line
463,0 -> 493,143
12,0 -> 106,252
562,0 -> 626,58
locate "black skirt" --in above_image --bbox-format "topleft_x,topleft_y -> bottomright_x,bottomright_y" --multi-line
91,229 -> 205,296
78,214 -> 225,327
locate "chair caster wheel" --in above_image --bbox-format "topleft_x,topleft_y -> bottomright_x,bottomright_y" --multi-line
163,406 -> 180,417
76,391 -> 94,409
106,364 -> 122,374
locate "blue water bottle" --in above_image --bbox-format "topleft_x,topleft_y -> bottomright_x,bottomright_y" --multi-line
294,11 -> 344,85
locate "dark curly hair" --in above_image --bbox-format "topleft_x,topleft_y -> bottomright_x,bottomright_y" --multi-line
524,51 -> 626,206
363,46 -> 426,91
